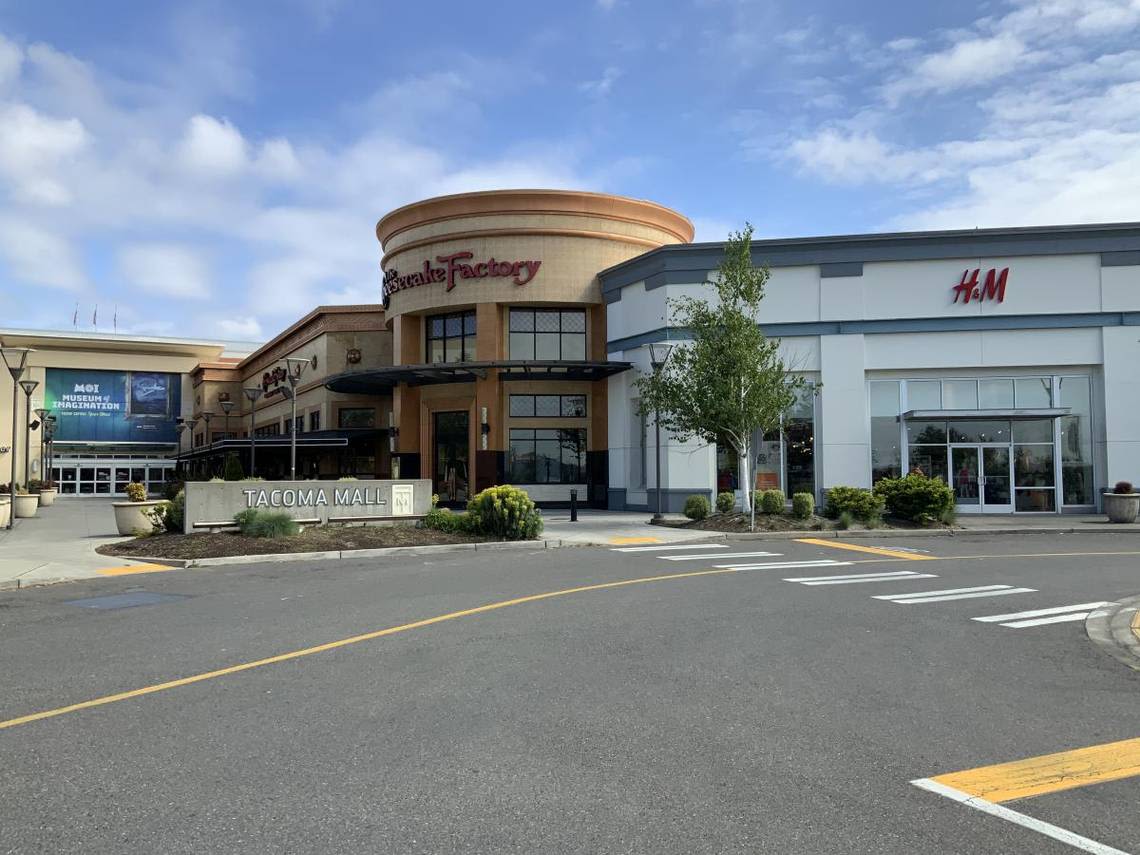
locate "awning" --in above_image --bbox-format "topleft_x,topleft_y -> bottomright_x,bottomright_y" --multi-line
902,408 -> 1071,420
177,429 -> 385,460
325,360 -> 631,393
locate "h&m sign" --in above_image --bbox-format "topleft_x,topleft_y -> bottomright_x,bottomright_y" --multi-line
952,267 -> 1009,304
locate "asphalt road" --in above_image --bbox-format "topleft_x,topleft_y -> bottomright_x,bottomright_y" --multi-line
1,532 -> 1138,853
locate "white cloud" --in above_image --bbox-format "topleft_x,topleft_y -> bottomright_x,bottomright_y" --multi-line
0,33 -> 21,89
579,66 -> 623,97
0,219 -> 87,291
216,316 -> 263,339
597,0 -> 618,9
0,103 -> 88,205
177,114 -> 248,176
885,33 -> 1036,101
118,243 -> 211,300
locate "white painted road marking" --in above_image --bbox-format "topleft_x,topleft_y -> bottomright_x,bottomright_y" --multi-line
874,585 -> 1037,604
911,778 -> 1131,855
973,602 -> 1112,628
716,560 -> 852,571
786,570 -> 938,585
659,551 -> 782,561
610,543 -> 723,552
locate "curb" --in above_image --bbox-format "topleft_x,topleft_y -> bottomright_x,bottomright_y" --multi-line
634,526 -> 1140,542
1085,595 -> 1140,673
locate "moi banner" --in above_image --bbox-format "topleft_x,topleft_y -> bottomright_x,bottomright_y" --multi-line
44,369 -> 182,443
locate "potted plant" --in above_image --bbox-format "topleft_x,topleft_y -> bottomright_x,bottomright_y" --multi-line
112,481 -> 165,535
11,484 -> 39,519
29,478 -> 57,507
1104,481 -> 1140,524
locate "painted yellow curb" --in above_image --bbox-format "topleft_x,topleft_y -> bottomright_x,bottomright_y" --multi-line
96,563 -> 173,577
609,536 -> 661,545
794,537 -> 935,561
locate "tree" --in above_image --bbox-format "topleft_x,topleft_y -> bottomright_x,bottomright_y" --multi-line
222,452 -> 245,482
636,224 -> 808,526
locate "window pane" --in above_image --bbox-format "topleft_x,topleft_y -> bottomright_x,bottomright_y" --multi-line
509,333 -> 534,360
428,339 -> 444,363
561,310 -> 586,333
509,396 -> 535,417
1012,419 -> 1053,443
784,419 -> 814,496
509,310 -> 534,332
1015,377 -> 1052,407
1059,376 -> 1093,504
1014,444 -> 1055,487
463,312 -> 476,334
562,395 -> 587,417
339,408 -> 375,428
559,429 -> 585,482
907,380 -> 941,410
1016,489 -> 1056,512
535,333 -> 560,360
535,395 -> 559,417
561,334 -> 586,360
535,439 -> 560,482
908,445 -> 948,484
445,315 -> 462,337
535,310 -> 560,332
943,380 -> 978,409
462,335 -> 477,362
444,336 -> 460,363
429,317 -> 444,338
907,420 -> 947,444
869,381 -> 899,417
979,379 -> 1014,409
508,436 -> 536,482
948,420 -> 1010,443
535,429 -> 559,440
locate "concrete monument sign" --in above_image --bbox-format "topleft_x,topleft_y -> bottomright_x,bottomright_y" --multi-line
182,479 -> 432,533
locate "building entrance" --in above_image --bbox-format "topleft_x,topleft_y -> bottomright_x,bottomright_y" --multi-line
433,411 -> 469,505
950,445 -> 1012,513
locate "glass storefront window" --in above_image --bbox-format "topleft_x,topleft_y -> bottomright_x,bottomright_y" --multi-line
948,420 -> 1010,443
869,380 -> 901,483
1059,376 -> 1093,505
907,420 -> 947,444
943,380 -> 978,409
906,380 -> 941,410
979,379 -> 1014,409
714,382 -> 815,496
508,428 -> 586,483
1015,377 -> 1052,408
338,408 -> 376,429
1016,489 -> 1056,512
509,309 -> 587,360
1014,444 -> 1054,487
1012,419 -> 1053,444
907,445 -> 948,484
426,311 -> 476,364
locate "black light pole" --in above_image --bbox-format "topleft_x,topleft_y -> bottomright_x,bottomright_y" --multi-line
219,399 -> 235,440
1,345 -> 33,529
284,358 -> 309,480
648,342 -> 674,521
18,379 -> 39,487
243,386 -> 264,477
184,417 -> 199,479
45,415 -> 56,486
34,408 -> 49,485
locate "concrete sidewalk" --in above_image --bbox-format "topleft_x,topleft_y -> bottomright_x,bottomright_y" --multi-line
541,509 -> 711,546
0,498 -> 146,589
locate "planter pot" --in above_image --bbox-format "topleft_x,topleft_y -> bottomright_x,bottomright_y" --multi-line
12,494 -> 39,518
0,499 -> 9,528
112,500 -> 165,536
1103,492 -> 1140,524
36,488 -> 57,507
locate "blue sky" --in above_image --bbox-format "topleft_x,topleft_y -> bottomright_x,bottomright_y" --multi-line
1,0 -> 1138,341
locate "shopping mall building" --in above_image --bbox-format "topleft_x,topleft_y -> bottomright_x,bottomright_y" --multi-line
3,189 -> 1138,514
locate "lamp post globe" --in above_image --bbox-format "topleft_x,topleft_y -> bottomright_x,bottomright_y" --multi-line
647,342 -> 674,522
243,386 -> 264,477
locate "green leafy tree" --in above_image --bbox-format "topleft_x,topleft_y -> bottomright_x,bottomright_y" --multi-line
636,224 -> 808,526
222,453 -> 245,482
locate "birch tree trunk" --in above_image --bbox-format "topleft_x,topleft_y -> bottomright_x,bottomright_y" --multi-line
738,437 -> 752,517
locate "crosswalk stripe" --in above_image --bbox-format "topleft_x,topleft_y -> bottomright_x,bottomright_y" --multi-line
1000,612 -> 1098,628
786,570 -> 936,584
716,559 -> 849,570
972,602 -> 1111,624
882,587 -> 1037,604
659,551 -> 781,561
609,543 -> 722,552
874,584 -> 1013,601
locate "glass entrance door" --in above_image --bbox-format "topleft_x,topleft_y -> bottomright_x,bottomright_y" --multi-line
951,445 -> 1012,513
433,411 -> 470,505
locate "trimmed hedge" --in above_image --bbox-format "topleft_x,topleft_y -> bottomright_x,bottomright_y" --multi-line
423,507 -> 478,534
466,485 -> 543,540
683,494 -> 710,521
873,474 -> 954,524
824,486 -> 884,522
758,489 -> 785,514
716,491 -> 736,514
791,492 -> 815,519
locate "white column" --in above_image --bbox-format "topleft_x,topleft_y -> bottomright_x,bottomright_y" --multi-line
1101,326 -> 1140,489
819,334 -> 870,488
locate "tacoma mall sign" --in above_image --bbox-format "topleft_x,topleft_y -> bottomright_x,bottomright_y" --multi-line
182,479 -> 432,533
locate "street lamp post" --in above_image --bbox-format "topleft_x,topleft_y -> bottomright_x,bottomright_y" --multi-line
219,400 -> 235,440
648,342 -> 674,522
19,380 -> 39,487
284,358 -> 309,480
1,345 -> 33,529
243,386 -> 264,477
34,408 -> 49,486
200,412 -> 214,477
184,417 -> 199,479
45,416 -> 55,486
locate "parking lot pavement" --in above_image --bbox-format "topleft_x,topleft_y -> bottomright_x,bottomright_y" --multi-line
1,532 -> 1138,853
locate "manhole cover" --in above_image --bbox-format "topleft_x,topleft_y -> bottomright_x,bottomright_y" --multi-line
64,592 -> 189,610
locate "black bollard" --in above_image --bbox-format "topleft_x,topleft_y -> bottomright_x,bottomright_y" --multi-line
569,489 -> 578,522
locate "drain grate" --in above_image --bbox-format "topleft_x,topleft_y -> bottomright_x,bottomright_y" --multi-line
64,591 -> 189,610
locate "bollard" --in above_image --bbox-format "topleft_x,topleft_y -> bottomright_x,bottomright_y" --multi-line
569,489 -> 578,522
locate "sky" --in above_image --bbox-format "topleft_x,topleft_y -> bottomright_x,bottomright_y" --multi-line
0,0 -> 1138,342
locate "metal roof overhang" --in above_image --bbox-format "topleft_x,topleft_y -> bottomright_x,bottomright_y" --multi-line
901,408 -> 1071,420
177,429 -> 385,460
324,361 -> 632,393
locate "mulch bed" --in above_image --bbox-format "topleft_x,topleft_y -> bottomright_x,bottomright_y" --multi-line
664,512 -> 949,533
97,525 -> 487,560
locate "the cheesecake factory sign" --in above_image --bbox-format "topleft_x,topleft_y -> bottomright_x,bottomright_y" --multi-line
382,250 -> 541,307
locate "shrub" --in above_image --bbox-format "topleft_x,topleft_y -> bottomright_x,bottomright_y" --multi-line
759,489 -> 785,514
163,479 -> 184,501
223,453 -> 244,481
939,506 -> 957,526
873,474 -> 954,524
145,490 -> 185,533
124,481 -> 148,502
234,508 -> 300,538
466,485 -> 543,540
683,494 -> 710,521
208,476 -> 225,483
824,486 -> 884,521
27,479 -> 44,493
716,491 -> 736,514
791,492 -> 815,520
1114,480 -> 1134,494
836,510 -> 854,530
423,507 -> 477,534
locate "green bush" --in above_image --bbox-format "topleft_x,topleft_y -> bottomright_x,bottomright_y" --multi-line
145,490 -> 185,533
222,453 -> 244,481
873,474 -> 955,524
683,494 -> 710,521
234,508 -> 301,538
716,491 -> 736,514
162,479 -> 184,501
824,486 -> 885,521
124,481 -> 147,502
836,510 -> 854,530
791,492 -> 815,519
758,489 -> 785,514
423,507 -> 478,534
466,485 -> 543,540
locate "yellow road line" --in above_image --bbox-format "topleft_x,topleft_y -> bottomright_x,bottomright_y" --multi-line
96,563 -> 173,577
930,737 -> 1140,803
609,536 -> 661,545
0,567 -> 736,732
795,537 -> 935,560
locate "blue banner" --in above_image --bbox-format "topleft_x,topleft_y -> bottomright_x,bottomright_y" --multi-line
44,369 -> 181,443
